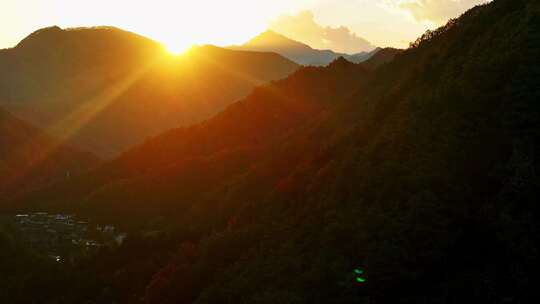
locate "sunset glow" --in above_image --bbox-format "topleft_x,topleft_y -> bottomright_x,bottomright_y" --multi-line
0,0 -> 536,302
164,41 -> 194,55
1,0 -> 488,51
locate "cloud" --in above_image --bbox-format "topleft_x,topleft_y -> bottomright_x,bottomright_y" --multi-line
269,10 -> 375,54
394,0 -> 489,24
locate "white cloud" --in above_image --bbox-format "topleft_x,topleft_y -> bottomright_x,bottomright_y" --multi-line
270,10 -> 375,53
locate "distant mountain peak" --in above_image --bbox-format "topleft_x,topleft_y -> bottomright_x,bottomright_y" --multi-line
257,30 -> 294,41
256,30 -> 288,40
230,30 -> 381,66
32,25 -> 62,34
15,25 -> 154,50
245,30 -> 311,49
16,26 -> 63,48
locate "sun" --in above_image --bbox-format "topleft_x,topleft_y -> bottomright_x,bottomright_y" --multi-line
164,40 -> 194,55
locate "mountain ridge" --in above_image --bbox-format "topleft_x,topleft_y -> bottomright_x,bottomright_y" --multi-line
4,0 -> 540,302
0,26 -> 299,158
229,30 -> 381,66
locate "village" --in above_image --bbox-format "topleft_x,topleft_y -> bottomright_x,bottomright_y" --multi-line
13,212 -> 126,262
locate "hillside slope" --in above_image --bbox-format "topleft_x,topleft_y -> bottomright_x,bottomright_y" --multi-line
10,0 -> 540,302
360,47 -> 402,69
0,107 -> 99,200
0,27 -> 299,157
16,58 -> 371,219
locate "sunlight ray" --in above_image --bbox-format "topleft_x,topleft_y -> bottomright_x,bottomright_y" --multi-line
4,58 -> 160,190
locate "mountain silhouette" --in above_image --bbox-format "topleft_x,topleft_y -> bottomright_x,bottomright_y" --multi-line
347,47 -> 382,63
229,30 -> 380,66
0,27 -> 299,157
359,47 -> 401,69
5,0 -> 540,302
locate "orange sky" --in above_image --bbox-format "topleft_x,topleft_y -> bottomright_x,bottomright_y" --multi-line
0,0 -> 489,53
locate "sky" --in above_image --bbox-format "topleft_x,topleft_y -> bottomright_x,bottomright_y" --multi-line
0,0 -> 489,53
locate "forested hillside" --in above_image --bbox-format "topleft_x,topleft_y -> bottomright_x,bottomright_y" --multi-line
14,57 -> 370,220
359,47 -> 401,70
6,0 -> 540,302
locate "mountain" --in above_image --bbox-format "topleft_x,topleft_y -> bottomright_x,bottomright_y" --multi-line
360,47 -> 402,69
14,58 -> 371,218
346,47 -> 381,63
7,0 -> 540,302
0,27 -> 299,158
0,107 -> 99,200
229,30 -> 379,66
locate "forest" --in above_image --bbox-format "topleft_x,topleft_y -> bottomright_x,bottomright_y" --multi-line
1,0 -> 539,303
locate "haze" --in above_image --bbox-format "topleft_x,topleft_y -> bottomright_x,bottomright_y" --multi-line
1,0 -> 488,53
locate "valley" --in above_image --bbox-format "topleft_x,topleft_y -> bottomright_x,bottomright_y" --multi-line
8,212 -> 125,263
